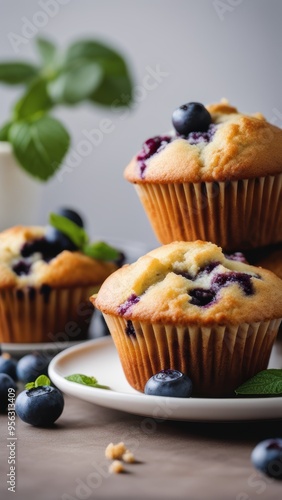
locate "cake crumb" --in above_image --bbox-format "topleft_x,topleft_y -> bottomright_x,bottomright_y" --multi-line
105,442 -> 127,460
109,460 -> 125,474
122,451 -> 135,463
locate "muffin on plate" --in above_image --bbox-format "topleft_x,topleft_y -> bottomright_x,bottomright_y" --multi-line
124,100 -> 282,251
91,240 -> 282,397
0,210 -> 119,343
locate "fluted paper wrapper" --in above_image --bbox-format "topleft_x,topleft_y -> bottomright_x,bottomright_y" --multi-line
0,286 -> 96,343
135,173 -> 282,251
102,314 -> 281,397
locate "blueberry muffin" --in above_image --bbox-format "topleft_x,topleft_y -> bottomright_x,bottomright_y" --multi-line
0,218 -> 118,343
91,241 -> 282,397
124,100 -> 282,251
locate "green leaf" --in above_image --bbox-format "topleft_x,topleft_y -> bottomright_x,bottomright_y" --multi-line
25,375 -> 51,390
0,62 -> 38,84
25,382 -> 35,390
235,369 -> 282,396
48,60 -> 102,104
36,37 -> 57,67
9,115 -> 70,181
65,40 -> 133,106
0,122 -> 12,141
65,373 -> 111,390
35,375 -> 51,387
83,241 -> 120,261
49,213 -> 88,247
14,78 -> 53,119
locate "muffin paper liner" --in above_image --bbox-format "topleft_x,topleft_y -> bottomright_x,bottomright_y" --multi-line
0,286 -> 96,343
102,314 -> 281,397
134,173 -> 282,250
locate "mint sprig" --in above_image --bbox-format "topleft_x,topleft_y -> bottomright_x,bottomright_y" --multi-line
0,36 -> 133,181
25,375 -> 51,390
49,213 -> 120,261
65,373 -> 110,390
235,370 -> 282,397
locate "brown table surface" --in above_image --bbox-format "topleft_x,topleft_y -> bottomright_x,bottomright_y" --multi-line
1,390 -> 282,500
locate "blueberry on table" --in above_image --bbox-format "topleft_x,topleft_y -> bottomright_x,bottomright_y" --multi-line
251,439 -> 282,479
144,369 -> 193,398
172,102 -> 212,136
0,374 -> 17,412
0,355 -> 18,381
46,207 -> 84,252
15,385 -> 64,427
16,353 -> 50,384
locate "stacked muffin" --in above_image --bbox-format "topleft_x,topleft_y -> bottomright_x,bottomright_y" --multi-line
92,99 -> 282,397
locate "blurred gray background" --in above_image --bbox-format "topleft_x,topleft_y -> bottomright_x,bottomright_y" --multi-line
0,0 -> 282,252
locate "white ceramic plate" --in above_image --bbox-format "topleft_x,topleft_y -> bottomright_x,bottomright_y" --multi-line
49,337 -> 282,422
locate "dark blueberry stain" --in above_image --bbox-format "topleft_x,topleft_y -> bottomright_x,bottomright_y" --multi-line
16,289 -> 24,301
173,270 -> 193,280
189,288 -> 216,307
28,286 -> 36,301
136,135 -> 171,178
186,123 -> 217,145
225,252 -> 248,264
118,294 -> 140,315
21,237 -> 61,262
212,272 -> 254,296
39,284 -> 52,304
12,260 -> 32,276
125,320 -> 136,338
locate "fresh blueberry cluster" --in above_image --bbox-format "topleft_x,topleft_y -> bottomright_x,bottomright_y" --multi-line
0,352 -> 64,426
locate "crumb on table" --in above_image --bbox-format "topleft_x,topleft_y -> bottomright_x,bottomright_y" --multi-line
122,451 -> 135,463
105,442 -> 127,460
109,460 -> 125,474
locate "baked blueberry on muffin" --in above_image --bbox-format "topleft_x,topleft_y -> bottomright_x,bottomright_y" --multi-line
0,209 -> 119,343
124,100 -> 282,251
91,241 -> 282,397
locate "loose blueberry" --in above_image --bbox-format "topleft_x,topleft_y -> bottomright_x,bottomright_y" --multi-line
0,355 -> 18,381
15,385 -> 64,427
251,439 -> 282,480
46,207 -> 84,252
144,369 -> 193,398
172,102 -> 212,136
0,374 -> 17,412
16,353 -> 50,384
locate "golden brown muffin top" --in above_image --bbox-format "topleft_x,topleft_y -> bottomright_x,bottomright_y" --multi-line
124,100 -> 282,183
0,226 -> 117,289
92,241 -> 282,326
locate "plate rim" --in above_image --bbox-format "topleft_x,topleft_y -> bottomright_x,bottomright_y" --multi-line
48,337 -> 282,422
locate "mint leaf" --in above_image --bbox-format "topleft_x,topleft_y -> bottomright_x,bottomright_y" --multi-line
25,375 -> 51,390
49,213 -> 88,247
83,241 -> 120,261
0,62 -> 38,84
36,37 -> 57,67
14,78 -> 53,119
0,122 -> 11,141
65,373 -> 110,390
9,115 -> 70,181
35,375 -> 51,387
235,369 -> 282,396
48,60 -> 102,105
65,40 -> 133,106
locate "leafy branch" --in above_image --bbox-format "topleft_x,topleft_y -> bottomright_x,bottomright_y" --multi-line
0,37 -> 133,181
